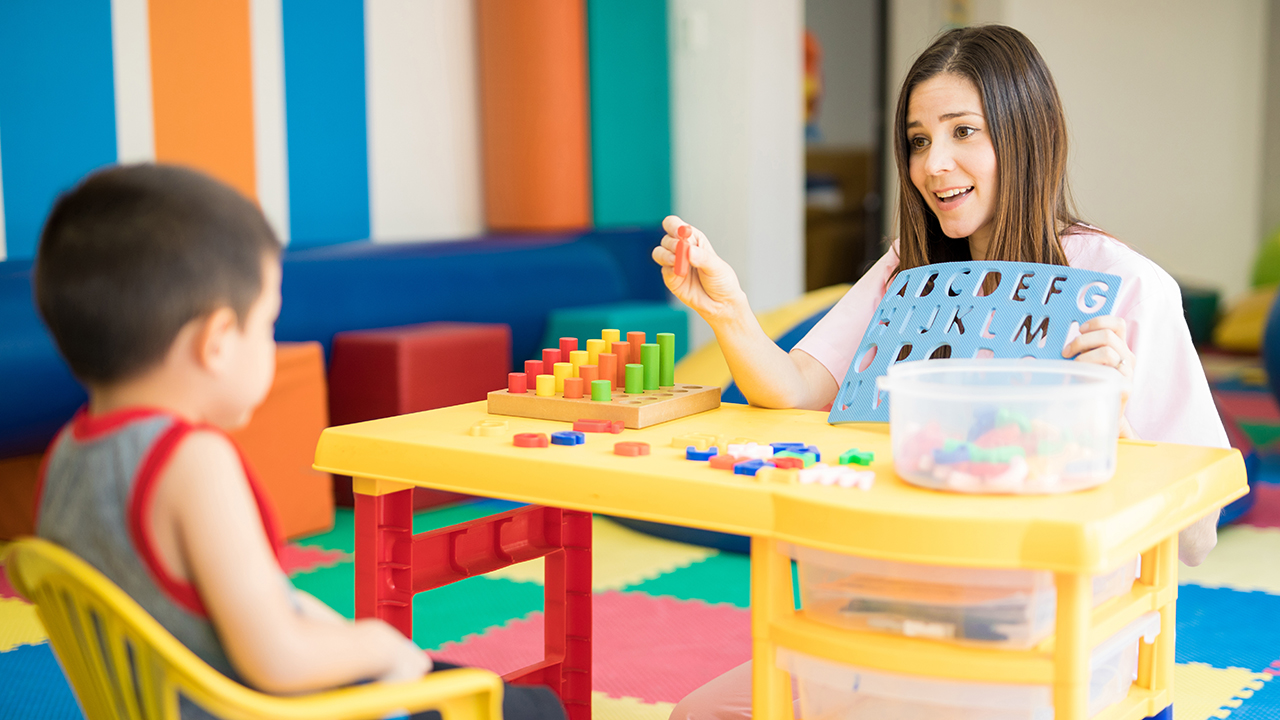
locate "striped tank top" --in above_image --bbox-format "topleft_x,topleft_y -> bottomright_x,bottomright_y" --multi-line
35,407 -> 285,694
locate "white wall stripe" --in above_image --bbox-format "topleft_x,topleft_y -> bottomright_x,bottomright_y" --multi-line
249,0 -> 290,244
110,0 -> 156,165
0,122 -> 7,262
365,0 -> 482,243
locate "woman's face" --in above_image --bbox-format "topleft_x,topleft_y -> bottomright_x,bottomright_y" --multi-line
906,73 -> 998,258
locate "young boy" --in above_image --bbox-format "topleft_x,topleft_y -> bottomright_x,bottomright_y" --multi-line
32,165 -> 565,720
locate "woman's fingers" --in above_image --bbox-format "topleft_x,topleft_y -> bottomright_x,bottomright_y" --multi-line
1063,316 -> 1134,379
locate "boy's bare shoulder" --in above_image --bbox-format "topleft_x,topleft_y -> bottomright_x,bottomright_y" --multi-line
153,427 -> 257,521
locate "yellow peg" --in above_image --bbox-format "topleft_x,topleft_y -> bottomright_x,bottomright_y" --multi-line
553,362 -> 573,392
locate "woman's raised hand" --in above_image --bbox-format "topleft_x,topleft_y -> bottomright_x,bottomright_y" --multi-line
1062,315 -> 1137,438
652,215 -> 747,323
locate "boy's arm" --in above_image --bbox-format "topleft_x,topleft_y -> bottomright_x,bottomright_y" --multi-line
158,430 -> 429,694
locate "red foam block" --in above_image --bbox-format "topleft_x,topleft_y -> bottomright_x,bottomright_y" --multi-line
328,322 -> 511,509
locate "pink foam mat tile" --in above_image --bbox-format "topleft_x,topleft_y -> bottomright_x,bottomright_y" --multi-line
279,543 -> 350,576
1241,483 -> 1280,529
0,565 -> 21,601
432,590 -> 751,704
1214,390 -> 1280,423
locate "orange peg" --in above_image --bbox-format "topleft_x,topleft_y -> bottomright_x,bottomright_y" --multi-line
674,238 -> 690,277
563,376 -> 584,399
598,353 -> 618,391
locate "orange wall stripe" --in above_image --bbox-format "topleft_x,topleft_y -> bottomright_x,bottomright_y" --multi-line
149,0 -> 257,200
477,0 -> 592,230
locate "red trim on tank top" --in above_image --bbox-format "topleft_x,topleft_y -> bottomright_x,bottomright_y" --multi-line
72,406 -> 171,442
127,416 -> 287,617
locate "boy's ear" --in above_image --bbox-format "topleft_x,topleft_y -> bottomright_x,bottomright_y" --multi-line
192,307 -> 240,373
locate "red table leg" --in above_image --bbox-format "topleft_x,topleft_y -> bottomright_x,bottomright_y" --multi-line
353,485 -> 415,637
356,499 -> 593,718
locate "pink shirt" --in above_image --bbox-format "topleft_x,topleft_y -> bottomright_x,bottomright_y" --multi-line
794,229 -> 1229,449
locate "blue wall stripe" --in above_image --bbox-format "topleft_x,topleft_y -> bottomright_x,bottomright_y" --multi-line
0,0 -> 118,261
587,0 -> 672,228
281,0 -> 370,248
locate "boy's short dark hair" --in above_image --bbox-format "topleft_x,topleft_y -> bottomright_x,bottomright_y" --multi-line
34,164 -> 282,386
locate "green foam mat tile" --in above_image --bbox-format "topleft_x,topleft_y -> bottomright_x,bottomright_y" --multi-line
294,499 -> 524,555
288,559 -> 545,651
623,552 -> 751,608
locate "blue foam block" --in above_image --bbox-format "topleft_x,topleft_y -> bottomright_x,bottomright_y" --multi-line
550,431 -> 585,446
733,459 -> 766,476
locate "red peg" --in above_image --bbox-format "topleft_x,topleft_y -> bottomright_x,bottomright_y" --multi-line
524,359 -> 544,379
508,372 -> 528,394
559,337 -> 578,361
677,224 -> 692,239
542,348 -> 561,369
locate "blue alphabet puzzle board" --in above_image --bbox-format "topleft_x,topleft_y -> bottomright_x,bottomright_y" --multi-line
827,261 -> 1122,424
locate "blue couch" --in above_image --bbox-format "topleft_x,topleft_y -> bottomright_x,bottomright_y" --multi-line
0,227 -> 667,458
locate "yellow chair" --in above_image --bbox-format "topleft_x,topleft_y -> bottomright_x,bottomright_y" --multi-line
3,537 -> 504,720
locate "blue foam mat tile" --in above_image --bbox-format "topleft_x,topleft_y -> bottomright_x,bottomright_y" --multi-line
1177,584 -> 1280,672
0,642 -> 82,720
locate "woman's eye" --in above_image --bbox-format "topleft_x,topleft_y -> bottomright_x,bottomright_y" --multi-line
910,136 -> 929,150
955,125 -> 976,139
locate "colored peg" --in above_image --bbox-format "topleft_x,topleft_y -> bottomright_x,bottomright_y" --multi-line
507,372 -> 527,394
657,333 -> 675,386
559,337 -> 578,362
569,350 -> 589,377
627,332 -> 645,372
553,362 -> 573,392
674,238 -> 690,277
598,353 -> 618,392
641,343 -> 660,390
524,359 -> 544,380
536,374 -> 556,397
625,363 -> 644,394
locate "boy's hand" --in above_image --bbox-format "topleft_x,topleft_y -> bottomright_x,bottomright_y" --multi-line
365,620 -> 431,683
1062,315 -> 1136,437
653,215 -> 748,323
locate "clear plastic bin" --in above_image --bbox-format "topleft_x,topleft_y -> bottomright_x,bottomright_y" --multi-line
875,359 -> 1125,494
777,611 -> 1160,720
785,543 -> 1139,649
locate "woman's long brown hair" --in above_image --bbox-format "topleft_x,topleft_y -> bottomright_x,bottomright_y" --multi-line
893,25 -> 1080,272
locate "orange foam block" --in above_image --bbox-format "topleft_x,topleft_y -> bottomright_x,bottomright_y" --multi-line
228,342 -> 333,539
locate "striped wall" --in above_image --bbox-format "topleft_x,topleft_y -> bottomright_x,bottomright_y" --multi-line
0,0 -> 680,261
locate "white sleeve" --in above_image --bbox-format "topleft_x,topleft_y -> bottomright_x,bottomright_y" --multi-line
1122,270 -> 1229,449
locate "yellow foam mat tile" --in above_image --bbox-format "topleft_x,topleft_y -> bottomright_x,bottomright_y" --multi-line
1175,662 -> 1270,719
1180,525 -> 1280,594
487,516 -> 717,591
0,597 -> 47,652
591,692 -> 676,720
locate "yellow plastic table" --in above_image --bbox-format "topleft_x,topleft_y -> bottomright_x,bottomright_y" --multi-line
314,401 -> 1246,720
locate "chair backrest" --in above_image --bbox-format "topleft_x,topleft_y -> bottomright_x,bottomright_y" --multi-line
828,260 -> 1122,423
4,537 -> 504,720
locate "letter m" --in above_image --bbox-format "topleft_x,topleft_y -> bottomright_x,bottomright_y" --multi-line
1012,316 -> 1050,347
